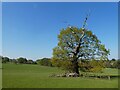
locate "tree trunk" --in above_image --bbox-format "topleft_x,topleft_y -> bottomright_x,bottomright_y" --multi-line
71,60 -> 79,75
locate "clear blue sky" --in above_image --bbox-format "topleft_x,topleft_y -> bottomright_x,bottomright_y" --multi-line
2,2 -> 118,60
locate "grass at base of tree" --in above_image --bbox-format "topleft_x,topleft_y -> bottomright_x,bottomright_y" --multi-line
2,64 -> 118,88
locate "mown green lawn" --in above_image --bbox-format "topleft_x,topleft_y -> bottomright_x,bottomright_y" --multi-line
2,64 -> 118,88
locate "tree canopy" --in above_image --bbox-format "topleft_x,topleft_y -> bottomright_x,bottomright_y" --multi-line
52,27 -> 110,74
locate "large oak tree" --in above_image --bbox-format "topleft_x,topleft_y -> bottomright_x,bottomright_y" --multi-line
52,27 -> 110,75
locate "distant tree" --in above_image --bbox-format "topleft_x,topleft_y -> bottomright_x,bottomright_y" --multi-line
37,58 -> 52,67
4,57 -> 9,62
2,56 -> 10,63
111,58 -> 116,61
110,59 -> 119,68
27,59 -> 34,64
17,57 -> 27,64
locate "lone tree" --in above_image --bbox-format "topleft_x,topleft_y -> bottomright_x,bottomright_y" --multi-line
52,15 -> 110,75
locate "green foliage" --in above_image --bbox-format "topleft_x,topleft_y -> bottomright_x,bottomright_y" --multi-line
17,57 -> 27,64
51,58 -> 62,67
37,58 -> 52,67
110,60 -> 119,68
89,60 -> 103,72
103,59 -> 119,69
79,60 -> 91,72
27,60 -> 35,64
79,60 -> 104,73
2,56 -> 10,63
104,60 -> 112,68
52,57 -> 120,71
1,56 -> 36,64
52,27 -> 110,73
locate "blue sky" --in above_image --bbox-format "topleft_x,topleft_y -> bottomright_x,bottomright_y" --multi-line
2,2 -> 118,60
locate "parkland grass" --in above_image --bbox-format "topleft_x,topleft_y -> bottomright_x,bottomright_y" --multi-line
2,64 -> 118,88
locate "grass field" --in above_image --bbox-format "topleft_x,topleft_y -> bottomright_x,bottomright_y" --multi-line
2,64 -> 119,88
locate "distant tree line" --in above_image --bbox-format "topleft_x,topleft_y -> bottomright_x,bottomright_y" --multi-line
0,56 -> 37,64
1,56 -> 120,72
0,56 -> 53,66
